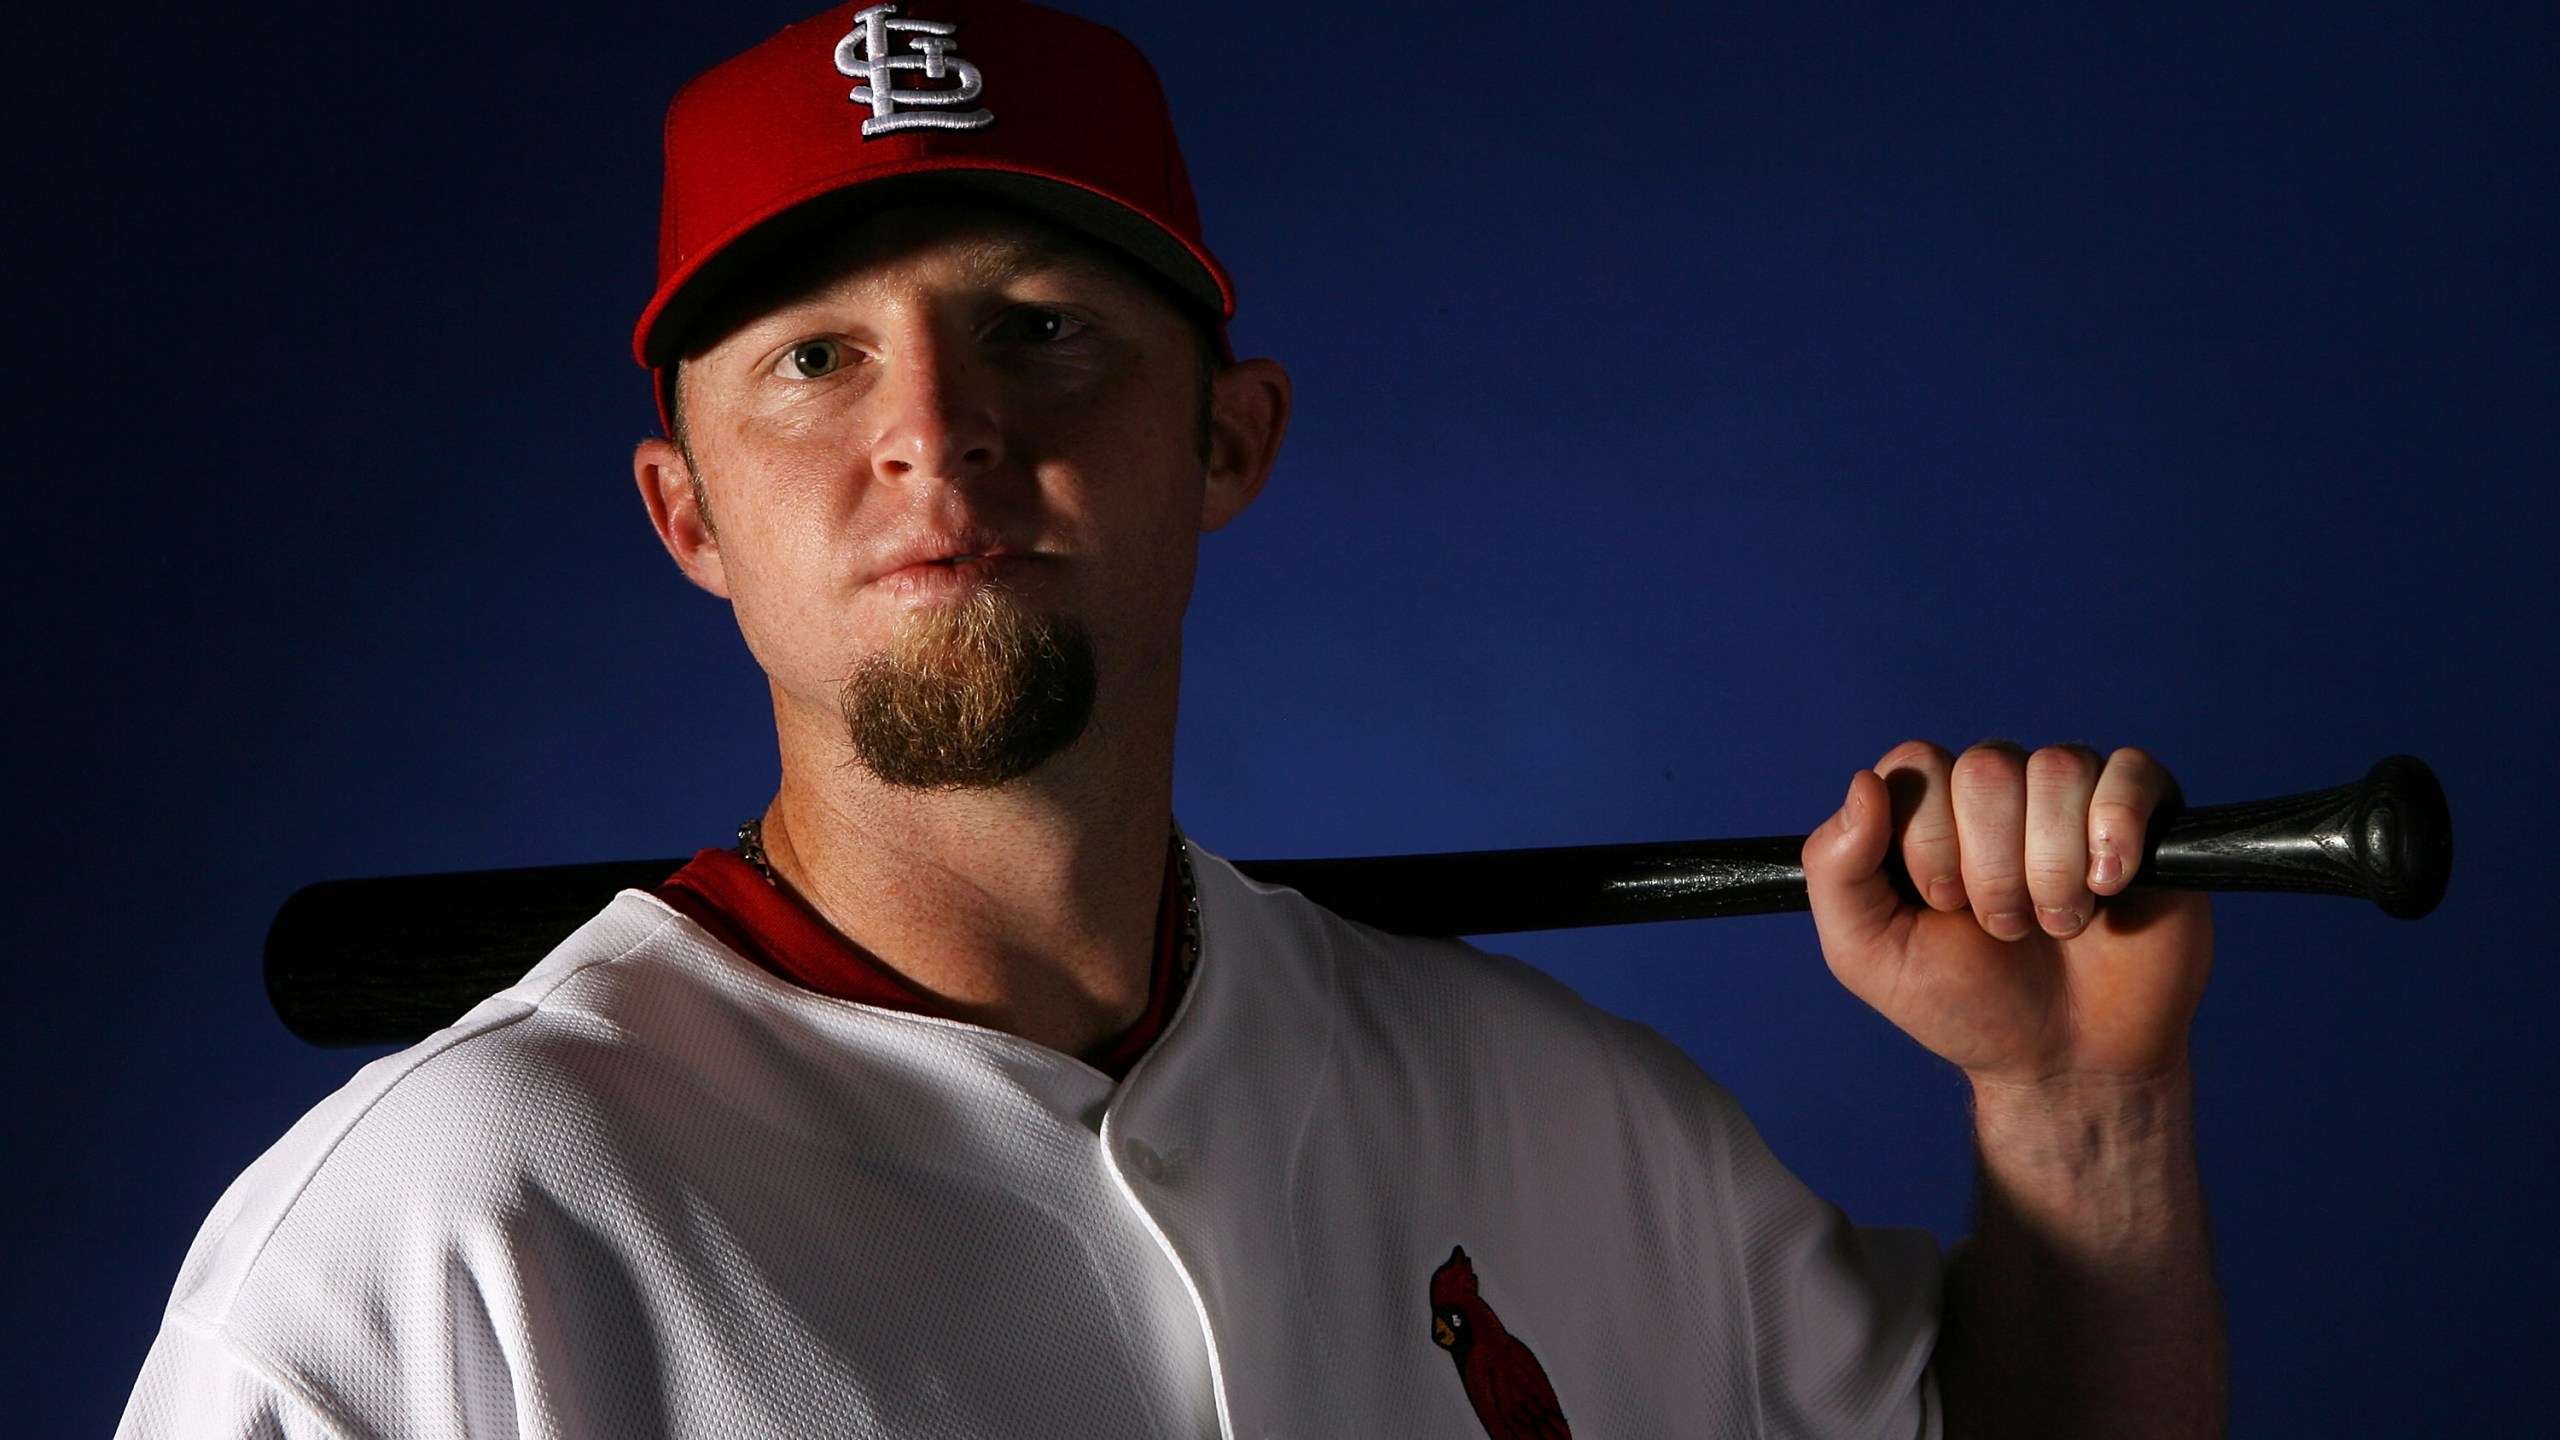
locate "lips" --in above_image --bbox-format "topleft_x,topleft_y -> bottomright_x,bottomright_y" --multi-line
870,529 -> 1030,588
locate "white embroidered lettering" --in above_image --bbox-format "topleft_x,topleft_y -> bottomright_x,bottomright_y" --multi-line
834,3 -> 996,136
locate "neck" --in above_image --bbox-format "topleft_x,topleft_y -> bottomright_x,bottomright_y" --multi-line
753,666 -> 1179,1061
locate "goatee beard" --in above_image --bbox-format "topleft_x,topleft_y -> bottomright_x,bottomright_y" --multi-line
840,584 -> 1098,790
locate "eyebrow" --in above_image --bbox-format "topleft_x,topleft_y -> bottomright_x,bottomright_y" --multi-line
691,214 -> 1153,358
941,229 -> 1128,290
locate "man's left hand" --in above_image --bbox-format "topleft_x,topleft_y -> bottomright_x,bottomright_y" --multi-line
1800,740 -> 2213,1088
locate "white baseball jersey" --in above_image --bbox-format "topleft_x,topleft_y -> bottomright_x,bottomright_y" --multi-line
120,848 -> 1942,1439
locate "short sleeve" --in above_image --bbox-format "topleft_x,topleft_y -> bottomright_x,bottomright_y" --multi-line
117,1310 -> 354,1440
1594,1007 -> 1942,1439
1712,1084 -> 1944,1438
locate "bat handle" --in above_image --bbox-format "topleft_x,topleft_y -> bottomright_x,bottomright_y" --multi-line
2145,754 -> 2452,919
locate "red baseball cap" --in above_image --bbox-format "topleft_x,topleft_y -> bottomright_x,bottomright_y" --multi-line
634,0 -> 1233,379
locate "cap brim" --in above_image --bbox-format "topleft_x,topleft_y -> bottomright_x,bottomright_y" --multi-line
638,167 -> 1229,369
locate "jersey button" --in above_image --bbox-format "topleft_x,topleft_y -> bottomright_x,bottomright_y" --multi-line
1123,1138 -> 1165,1182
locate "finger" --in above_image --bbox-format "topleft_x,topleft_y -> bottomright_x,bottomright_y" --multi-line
1951,740 -> 2032,941
2088,746 -> 2176,894
1801,769 -> 1907,967
1875,740 -> 1964,912
2024,744 -> 2103,937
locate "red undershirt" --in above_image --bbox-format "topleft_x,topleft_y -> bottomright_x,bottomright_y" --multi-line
654,838 -> 1191,1081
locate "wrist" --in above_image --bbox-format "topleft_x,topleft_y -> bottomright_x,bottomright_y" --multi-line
1968,1058 -> 2195,1135
1968,1062 -> 2205,1266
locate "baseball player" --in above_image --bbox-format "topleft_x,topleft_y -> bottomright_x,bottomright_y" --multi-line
120,3 -> 2223,1437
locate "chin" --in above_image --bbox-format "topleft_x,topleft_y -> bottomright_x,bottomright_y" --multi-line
840,587 -> 1099,790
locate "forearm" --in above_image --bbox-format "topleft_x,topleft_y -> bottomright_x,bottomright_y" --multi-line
1939,1063 -> 2227,1440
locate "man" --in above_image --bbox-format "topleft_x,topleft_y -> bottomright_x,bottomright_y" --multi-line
122,2 -> 2222,1436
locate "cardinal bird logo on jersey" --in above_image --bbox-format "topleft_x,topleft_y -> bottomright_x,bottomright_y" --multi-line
1429,1246 -> 1572,1439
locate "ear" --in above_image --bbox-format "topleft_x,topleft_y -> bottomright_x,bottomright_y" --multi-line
1200,357 -> 1291,533
634,436 -> 732,598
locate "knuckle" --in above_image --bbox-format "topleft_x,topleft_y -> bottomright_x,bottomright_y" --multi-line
1952,743 -> 2023,789
1883,765 -> 1936,815
1877,739 -> 1952,773
1963,849 -> 2026,887
2027,744 -> 2101,785
2088,800 -> 2147,844
2105,745 -> 2167,788
2025,858 -> 2087,892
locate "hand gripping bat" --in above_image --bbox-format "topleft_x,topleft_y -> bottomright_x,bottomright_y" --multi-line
265,755 -> 2451,1047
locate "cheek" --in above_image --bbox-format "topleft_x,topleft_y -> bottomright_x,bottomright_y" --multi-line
1081,484 -> 1205,639
697,454 -> 885,655
714,471 -> 852,593
1036,370 -> 1205,529
703,398 -> 880,536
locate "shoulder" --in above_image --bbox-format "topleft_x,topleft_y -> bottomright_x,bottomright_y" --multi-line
1185,845 -> 1733,1131
162,891 -> 743,1328
1193,846 -> 1693,1049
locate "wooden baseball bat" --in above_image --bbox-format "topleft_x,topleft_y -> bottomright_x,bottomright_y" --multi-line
266,755 -> 2450,1047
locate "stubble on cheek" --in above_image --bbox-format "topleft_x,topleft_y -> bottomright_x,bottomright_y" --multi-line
839,585 -> 1098,789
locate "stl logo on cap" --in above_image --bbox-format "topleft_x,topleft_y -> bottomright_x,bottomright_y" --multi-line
835,3 -> 996,136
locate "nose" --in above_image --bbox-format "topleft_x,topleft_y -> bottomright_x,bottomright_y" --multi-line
868,324 -> 1003,489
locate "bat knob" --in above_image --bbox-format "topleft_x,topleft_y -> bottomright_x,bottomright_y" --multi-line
2147,753 -> 2453,919
2355,754 -> 2454,920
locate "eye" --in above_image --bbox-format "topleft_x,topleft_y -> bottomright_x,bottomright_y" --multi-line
775,338 -> 849,380
995,306 -> 1087,346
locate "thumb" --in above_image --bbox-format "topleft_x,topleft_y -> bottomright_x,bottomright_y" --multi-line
1801,769 -> 1906,967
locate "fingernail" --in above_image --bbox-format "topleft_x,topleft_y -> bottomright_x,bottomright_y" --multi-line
2090,849 -> 2122,888
1843,776 -> 1863,828
1927,877 -> 1964,910
2038,905 -> 2086,937
1984,911 -> 2032,940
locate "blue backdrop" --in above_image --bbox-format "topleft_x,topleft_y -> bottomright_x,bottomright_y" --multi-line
7,1 -> 2553,1430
